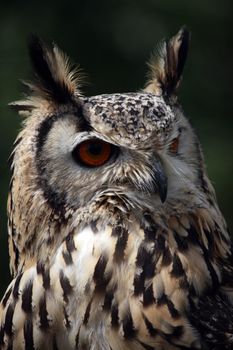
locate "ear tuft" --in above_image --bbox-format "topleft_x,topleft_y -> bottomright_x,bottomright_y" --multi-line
145,27 -> 190,99
28,35 -> 82,103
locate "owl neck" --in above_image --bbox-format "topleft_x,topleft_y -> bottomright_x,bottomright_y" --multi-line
8,167 -> 230,279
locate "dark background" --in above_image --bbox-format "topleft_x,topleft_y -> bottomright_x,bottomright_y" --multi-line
0,0 -> 232,296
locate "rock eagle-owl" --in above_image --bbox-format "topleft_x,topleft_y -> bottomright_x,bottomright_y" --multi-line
1,27 -> 233,350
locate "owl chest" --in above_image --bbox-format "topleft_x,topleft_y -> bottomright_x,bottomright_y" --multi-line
59,223 -> 202,350
63,225 -> 144,349
68,224 -> 139,312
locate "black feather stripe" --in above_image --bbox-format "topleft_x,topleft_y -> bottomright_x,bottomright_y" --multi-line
111,304 -> 119,328
75,326 -> 81,348
37,262 -> 50,290
22,281 -> 33,314
93,255 -> 111,293
0,326 -> 4,346
122,312 -> 136,339
24,319 -> 35,350
176,27 -> 190,81
83,299 -> 92,325
143,316 -> 157,337
39,296 -> 50,331
59,270 -> 73,303
28,35 -> 72,103
12,273 -> 23,299
2,286 -> 12,307
4,304 -> 14,336
112,226 -> 129,262
53,337 -> 59,350
137,341 -> 154,350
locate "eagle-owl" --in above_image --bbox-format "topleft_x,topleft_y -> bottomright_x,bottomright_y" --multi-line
1,27 -> 233,350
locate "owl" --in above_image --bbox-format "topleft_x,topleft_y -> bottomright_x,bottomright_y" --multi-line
1,27 -> 233,350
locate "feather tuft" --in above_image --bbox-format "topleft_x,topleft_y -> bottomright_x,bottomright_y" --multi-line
145,26 -> 190,98
28,34 -> 83,103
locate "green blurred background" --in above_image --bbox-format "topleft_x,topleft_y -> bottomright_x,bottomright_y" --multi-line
0,0 -> 232,296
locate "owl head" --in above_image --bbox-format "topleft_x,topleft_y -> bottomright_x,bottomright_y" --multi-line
9,27 -> 215,274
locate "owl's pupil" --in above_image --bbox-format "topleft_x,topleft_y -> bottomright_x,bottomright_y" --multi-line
88,142 -> 103,156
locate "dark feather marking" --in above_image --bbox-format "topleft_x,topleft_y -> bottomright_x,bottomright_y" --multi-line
83,299 -> 92,325
37,262 -> 50,290
204,229 -> 214,253
36,108 -> 86,153
6,342 -> 13,350
173,231 -> 189,251
90,220 -> 98,233
103,290 -> 114,311
137,341 -> 154,350
22,281 -> 33,313
9,103 -> 35,112
53,336 -> 59,350
24,318 -> 35,350
134,274 -> 144,296
187,225 -> 199,245
179,275 -> 196,296
167,299 -> 180,319
171,325 -> 184,339
201,248 -> 220,289
157,294 -> 180,319
12,240 -> 19,272
28,35 -> 72,103
155,234 -> 166,253
62,250 -> 73,265
112,226 -> 129,262
141,212 -> 159,242
93,255 -> 111,293
2,286 -> 12,307
170,254 -> 185,278
65,233 -> 76,253
0,326 -> 4,346
75,326 -> 81,348
64,307 -> 71,329
36,110 -> 87,216
143,284 -> 155,307
176,28 -> 190,82
123,312 -> 136,339
37,114 -> 59,153
134,245 -> 156,295
143,316 -> 157,337
111,304 -> 119,328
161,247 -> 172,266
12,273 -> 23,299
59,270 -> 73,303
164,27 -> 189,96
4,304 -> 14,336
187,225 -> 219,288
93,255 -> 107,280
142,213 -> 160,241
39,296 -> 50,330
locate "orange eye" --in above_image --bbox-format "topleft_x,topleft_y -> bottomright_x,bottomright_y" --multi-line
169,137 -> 179,154
73,139 -> 113,167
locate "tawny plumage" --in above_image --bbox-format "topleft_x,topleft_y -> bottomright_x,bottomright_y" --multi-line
1,27 -> 233,350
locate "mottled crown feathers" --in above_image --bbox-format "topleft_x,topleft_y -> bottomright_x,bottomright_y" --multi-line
145,26 -> 190,98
